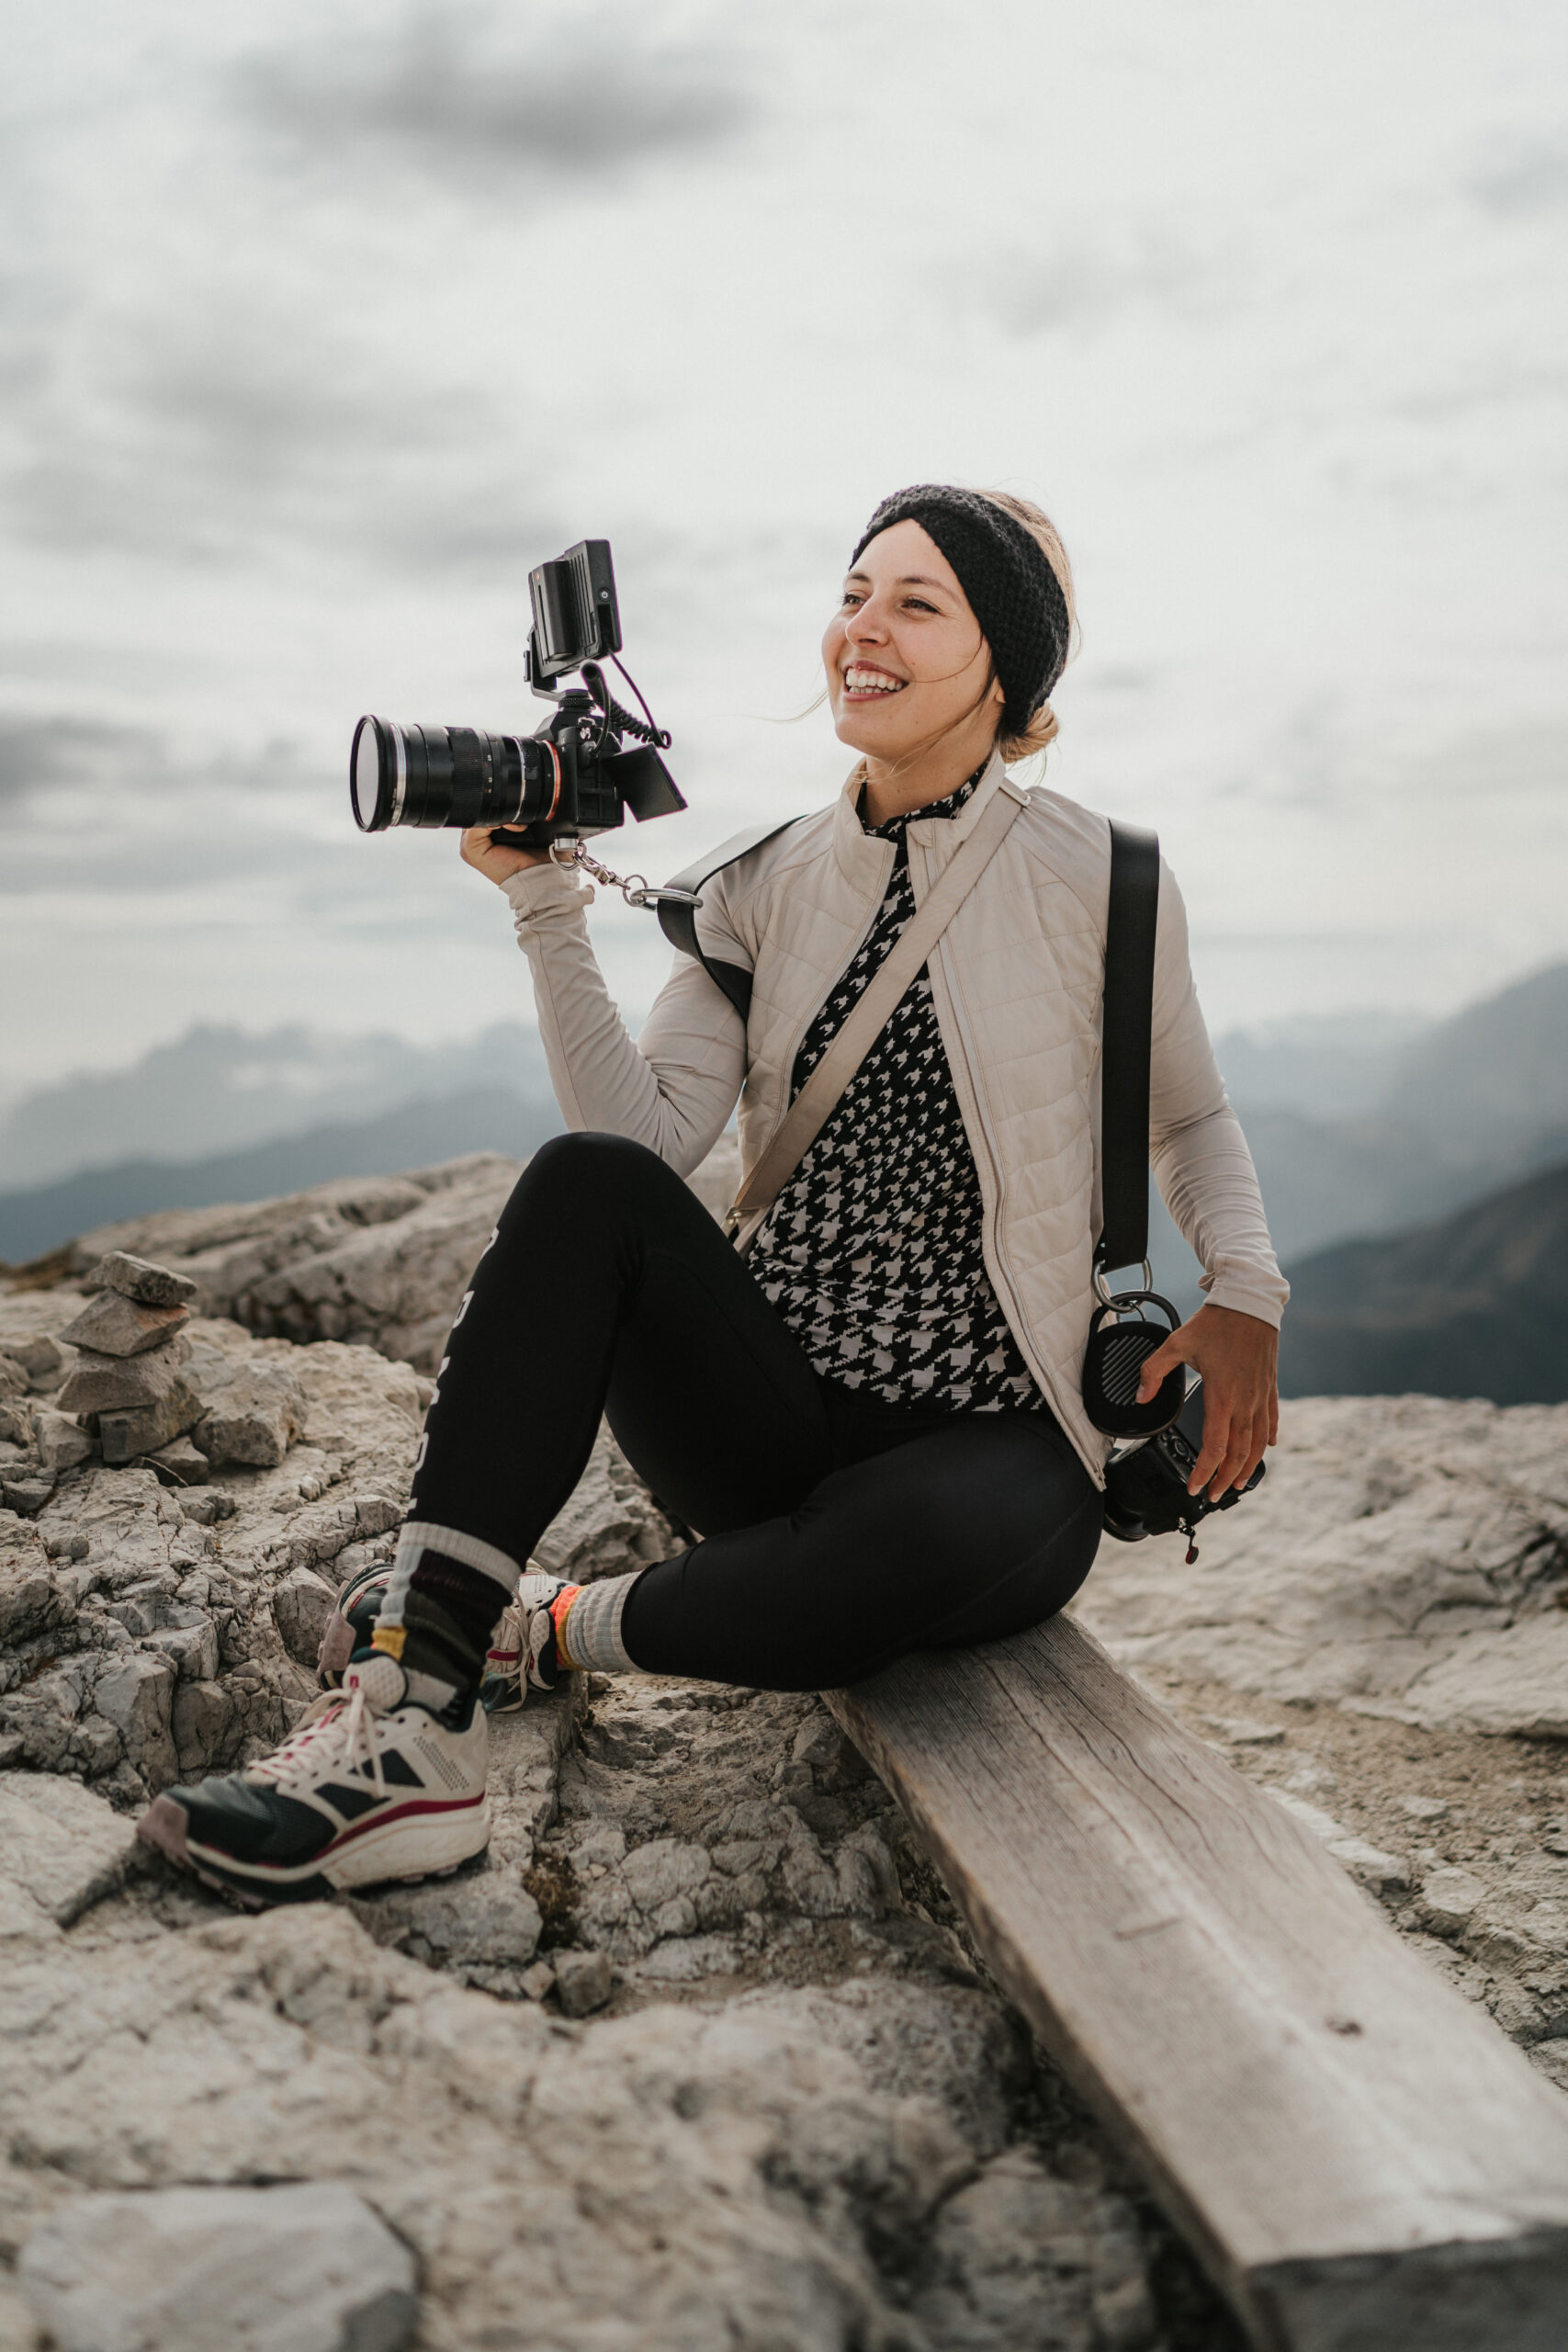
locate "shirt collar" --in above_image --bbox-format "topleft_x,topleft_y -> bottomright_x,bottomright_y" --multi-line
860,762 -> 988,841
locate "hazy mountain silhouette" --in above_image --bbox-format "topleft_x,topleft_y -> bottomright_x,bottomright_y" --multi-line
0,1089 -> 563,1263
1278,1158 -> 1568,1403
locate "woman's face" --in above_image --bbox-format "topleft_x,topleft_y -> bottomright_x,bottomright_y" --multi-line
820,518 -> 1003,763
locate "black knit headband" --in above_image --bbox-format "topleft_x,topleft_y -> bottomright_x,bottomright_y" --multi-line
849,484 -> 1070,737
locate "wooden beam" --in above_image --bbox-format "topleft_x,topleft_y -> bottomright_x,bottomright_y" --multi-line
826,1615 -> 1568,2352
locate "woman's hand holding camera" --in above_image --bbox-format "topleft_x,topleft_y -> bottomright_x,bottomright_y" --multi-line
1134,1303 -> 1278,1502
460,828 -> 551,883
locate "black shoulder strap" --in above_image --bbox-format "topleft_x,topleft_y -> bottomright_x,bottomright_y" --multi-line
1098,820 -> 1160,1277
656,816 -> 806,1022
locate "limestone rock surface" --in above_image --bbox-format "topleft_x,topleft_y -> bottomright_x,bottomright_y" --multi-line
18,2180 -> 416,2352
1077,1393 -> 1568,1736
6,1202 -> 1568,2346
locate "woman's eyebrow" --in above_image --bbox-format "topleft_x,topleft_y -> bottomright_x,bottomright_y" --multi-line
843,570 -> 951,593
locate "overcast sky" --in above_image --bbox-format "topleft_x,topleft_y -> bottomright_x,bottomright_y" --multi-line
2,0 -> 1563,1100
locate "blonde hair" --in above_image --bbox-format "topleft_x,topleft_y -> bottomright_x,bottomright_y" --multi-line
976,489 -> 1077,763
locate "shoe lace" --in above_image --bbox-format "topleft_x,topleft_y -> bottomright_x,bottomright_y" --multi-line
488,1600 -> 524,1665
250,1679 -> 387,1801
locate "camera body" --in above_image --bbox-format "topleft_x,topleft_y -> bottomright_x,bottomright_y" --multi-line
350,539 -> 685,849
1101,1381 -> 1265,1558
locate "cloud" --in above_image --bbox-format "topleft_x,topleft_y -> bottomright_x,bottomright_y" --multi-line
1469,132 -> 1568,217
235,2 -> 756,190
0,716 -> 160,807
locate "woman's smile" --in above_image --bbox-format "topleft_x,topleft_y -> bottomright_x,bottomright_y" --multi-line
840,661 -> 908,702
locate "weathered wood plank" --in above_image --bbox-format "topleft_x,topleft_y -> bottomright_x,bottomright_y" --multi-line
826,1614 -> 1568,2352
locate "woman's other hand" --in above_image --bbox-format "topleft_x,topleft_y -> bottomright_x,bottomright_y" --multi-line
460,828 -> 552,886
1133,1301 -> 1279,1501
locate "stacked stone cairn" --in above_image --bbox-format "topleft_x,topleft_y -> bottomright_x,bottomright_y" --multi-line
54,1254 -> 201,1470
0,1252 -> 307,1515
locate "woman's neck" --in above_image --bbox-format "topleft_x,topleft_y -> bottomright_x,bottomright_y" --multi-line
858,726 -> 999,827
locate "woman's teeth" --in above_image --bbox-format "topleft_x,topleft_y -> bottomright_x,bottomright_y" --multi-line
844,667 -> 904,695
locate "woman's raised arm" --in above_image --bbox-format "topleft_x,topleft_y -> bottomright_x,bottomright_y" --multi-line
488,846 -> 747,1177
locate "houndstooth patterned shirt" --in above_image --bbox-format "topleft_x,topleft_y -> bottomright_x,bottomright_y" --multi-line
748,770 -> 1041,1412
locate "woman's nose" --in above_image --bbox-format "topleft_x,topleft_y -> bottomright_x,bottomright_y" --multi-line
846,598 -> 887,642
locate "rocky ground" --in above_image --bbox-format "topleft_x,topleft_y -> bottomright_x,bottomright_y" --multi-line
1,1157 -> 1564,2349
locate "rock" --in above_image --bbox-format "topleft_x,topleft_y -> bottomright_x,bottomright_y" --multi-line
2,1474 -> 55,1517
12,1332 -> 70,1389
57,1290 -> 191,1358
271,1566 -> 339,1666
58,1335 -> 193,1418
97,1380 -> 205,1465
92,1652 -> 177,1790
0,1771 -> 141,1938
363,1871 -> 544,1973
554,1945 -> 615,2016
81,1250 -> 201,1307
192,1362 -> 306,1468
18,2180 -> 417,2352
32,1408 -> 90,1472
1077,1394 -> 1568,1739
1417,1868 -> 1488,1937
1265,1790 -> 1409,1893
0,1353 -> 28,1397
145,1433 -> 209,1486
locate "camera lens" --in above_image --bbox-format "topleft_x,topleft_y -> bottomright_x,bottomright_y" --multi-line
351,716 -> 400,831
349,718 -> 558,832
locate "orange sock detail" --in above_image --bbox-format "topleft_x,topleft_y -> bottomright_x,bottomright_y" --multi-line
370,1623 -> 407,1661
549,1585 -> 584,1672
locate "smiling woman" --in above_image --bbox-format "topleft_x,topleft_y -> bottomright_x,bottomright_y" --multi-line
141,480 -> 1288,1917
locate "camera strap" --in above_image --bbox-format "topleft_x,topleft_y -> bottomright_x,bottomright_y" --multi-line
1098,820 -> 1161,1283
655,817 -> 808,1022
726,776 -> 1029,1238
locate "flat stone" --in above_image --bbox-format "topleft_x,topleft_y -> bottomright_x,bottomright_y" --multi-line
58,1335 -> 193,1418
97,1379 -> 205,1465
57,1291 -> 190,1359
2,1475 -> 55,1518
82,1250 -> 199,1307
1417,1867 -> 1488,1937
193,1363 -> 305,1469
18,2180 -> 416,2352
554,1945 -> 615,2016
0,1770 -> 141,1931
145,1433 -> 209,1487
1398,1793 -> 1450,1821
32,1408 -> 91,1473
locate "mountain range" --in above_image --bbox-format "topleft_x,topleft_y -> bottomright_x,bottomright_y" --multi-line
3,963 -> 1565,1310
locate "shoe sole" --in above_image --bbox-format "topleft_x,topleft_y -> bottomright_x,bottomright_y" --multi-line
137,1792 -> 491,1911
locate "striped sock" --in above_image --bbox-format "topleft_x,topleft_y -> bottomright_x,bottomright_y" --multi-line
557,1574 -> 640,1674
375,1521 -> 522,1692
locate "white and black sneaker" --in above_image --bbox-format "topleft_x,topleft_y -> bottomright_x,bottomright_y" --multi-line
479,1572 -> 577,1713
317,1558 -> 562,1714
137,1653 -> 490,1907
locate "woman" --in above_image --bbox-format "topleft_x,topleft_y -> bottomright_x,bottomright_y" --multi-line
141,484 -> 1285,1907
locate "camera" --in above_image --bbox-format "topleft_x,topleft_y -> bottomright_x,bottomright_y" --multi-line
1101,1381 -> 1265,1562
350,539 -> 685,849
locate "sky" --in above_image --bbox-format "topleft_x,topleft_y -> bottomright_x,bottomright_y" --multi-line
1,0 -> 1564,1102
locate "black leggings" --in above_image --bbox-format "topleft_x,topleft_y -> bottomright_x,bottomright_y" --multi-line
408,1132 -> 1101,1690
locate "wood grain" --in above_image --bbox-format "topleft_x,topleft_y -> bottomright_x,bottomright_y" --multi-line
826,1613 -> 1568,2352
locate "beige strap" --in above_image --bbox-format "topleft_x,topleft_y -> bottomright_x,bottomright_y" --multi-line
728,776 -> 1028,1231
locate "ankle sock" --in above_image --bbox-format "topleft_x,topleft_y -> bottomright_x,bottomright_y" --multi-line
555,1573 -> 639,1674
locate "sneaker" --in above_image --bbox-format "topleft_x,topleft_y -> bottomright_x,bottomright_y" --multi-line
316,1556 -> 400,1689
479,1571 -> 578,1713
318,1557 -> 559,1713
137,1653 -> 490,1908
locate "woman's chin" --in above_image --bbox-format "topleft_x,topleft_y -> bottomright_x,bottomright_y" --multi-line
833,707 -> 919,760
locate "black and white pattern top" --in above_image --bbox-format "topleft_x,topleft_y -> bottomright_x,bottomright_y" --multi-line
748,770 -> 1041,1413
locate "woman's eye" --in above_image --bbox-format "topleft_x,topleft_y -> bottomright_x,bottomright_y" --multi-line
903,598 -> 936,615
